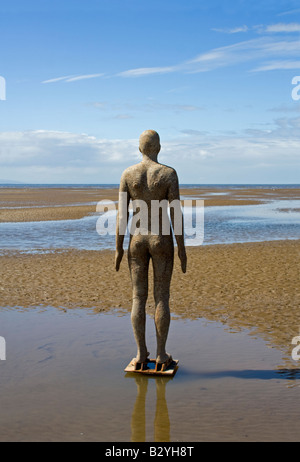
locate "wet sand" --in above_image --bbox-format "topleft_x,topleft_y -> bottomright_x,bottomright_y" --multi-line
0,239 -> 299,361
0,188 -> 118,222
1,186 -> 300,222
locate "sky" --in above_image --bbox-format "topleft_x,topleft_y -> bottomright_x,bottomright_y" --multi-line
0,0 -> 300,184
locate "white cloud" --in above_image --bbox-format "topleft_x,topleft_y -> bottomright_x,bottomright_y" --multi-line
252,60 -> 300,72
188,37 -> 300,72
278,8 -> 300,16
113,114 -> 133,120
116,66 -> 177,78
269,104 -> 300,113
89,99 -> 204,114
65,73 -> 104,82
42,75 -> 76,84
212,22 -> 300,35
42,74 -> 104,84
265,23 -> 300,32
114,37 -> 300,77
0,121 -> 299,183
161,123 -> 300,183
212,25 -> 249,34
42,30 -> 300,86
0,130 -> 139,169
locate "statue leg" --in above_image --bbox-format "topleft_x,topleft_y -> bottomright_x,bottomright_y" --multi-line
151,237 -> 174,364
128,241 -> 150,363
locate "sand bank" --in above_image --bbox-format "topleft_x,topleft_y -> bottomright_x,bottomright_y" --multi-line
0,188 -> 118,222
180,187 -> 300,206
1,187 -> 299,222
0,239 -> 299,359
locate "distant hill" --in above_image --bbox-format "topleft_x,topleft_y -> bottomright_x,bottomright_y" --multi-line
0,179 -> 24,184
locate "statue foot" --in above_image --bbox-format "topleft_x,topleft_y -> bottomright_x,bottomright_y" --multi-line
156,353 -> 173,371
130,351 -> 150,369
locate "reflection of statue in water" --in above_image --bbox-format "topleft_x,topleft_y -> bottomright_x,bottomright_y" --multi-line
131,375 -> 171,442
116,130 -> 187,370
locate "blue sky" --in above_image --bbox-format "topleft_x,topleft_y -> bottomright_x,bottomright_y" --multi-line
0,0 -> 300,184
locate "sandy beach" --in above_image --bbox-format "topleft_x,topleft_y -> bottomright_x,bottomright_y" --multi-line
0,186 -> 300,442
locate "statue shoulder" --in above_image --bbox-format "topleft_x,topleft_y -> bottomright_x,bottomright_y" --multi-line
160,164 -> 178,182
121,163 -> 140,179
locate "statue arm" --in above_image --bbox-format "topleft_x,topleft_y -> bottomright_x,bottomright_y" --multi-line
115,172 -> 130,271
167,170 -> 187,273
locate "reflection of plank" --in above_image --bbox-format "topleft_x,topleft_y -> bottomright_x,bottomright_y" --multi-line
124,358 -> 179,376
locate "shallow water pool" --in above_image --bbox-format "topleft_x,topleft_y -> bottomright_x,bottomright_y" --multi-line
1,307 -> 300,442
0,199 -> 299,253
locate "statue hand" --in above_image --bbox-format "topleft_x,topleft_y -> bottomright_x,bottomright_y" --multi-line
178,248 -> 187,273
115,248 -> 124,272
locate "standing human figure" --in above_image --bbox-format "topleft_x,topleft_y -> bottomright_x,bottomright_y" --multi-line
115,130 -> 187,370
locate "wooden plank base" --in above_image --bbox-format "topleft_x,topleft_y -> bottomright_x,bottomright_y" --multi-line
124,358 -> 179,376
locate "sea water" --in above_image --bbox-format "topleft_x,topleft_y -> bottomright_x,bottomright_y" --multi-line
0,198 -> 299,253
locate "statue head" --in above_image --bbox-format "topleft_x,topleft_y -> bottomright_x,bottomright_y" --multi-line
139,130 -> 161,158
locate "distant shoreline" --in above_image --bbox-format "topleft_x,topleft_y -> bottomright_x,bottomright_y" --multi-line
0,183 -> 300,188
